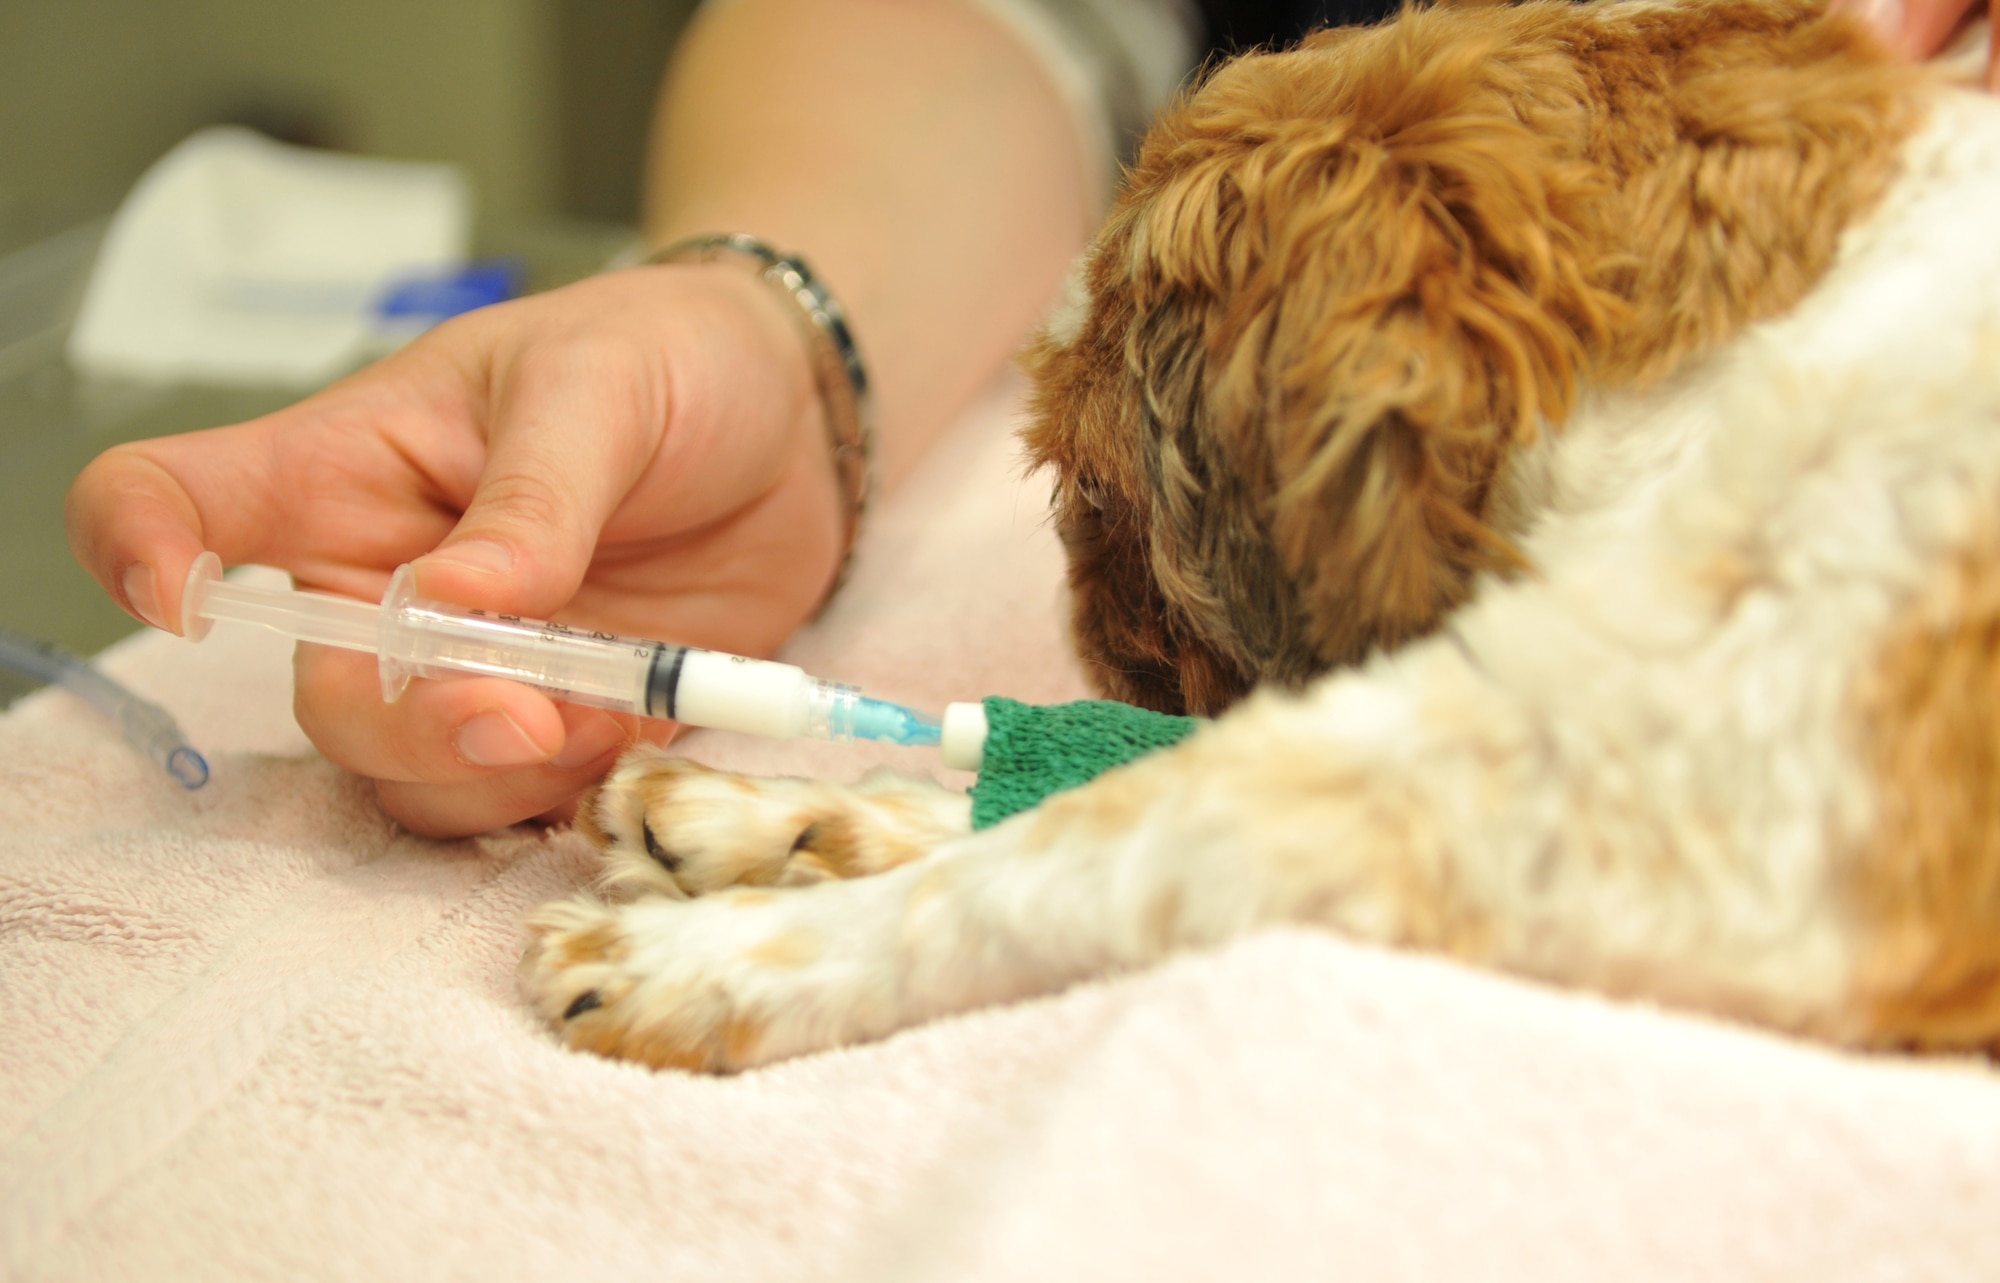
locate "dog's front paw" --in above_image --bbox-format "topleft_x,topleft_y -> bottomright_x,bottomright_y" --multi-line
579,745 -> 968,898
520,884 -> 901,1073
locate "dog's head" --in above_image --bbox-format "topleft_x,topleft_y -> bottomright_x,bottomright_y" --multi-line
1023,0 -> 1912,715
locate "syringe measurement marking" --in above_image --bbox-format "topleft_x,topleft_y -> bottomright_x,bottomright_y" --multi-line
468,611 -> 658,657
418,607 -> 663,714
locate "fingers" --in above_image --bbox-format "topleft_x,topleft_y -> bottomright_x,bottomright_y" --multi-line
376,766 -> 604,838
293,645 -> 631,782
294,644 -> 641,834
372,711 -> 678,838
410,328 -> 670,620
65,378 -> 450,633
65,421 -> 284,634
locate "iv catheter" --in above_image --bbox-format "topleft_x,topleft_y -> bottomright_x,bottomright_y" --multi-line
178,553 -> 947,748
0,629 -> 210,789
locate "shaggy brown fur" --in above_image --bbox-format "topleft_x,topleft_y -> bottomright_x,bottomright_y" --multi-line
1022,0 -> 1917,715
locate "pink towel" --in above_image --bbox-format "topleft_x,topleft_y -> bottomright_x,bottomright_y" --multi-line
4,375 -> 1998,1281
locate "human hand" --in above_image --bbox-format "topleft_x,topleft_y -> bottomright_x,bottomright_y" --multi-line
1843,0 -> 1998,89
67,263 -> 844,836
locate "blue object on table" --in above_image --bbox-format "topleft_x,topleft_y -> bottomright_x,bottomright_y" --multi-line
373,259 -> 524,325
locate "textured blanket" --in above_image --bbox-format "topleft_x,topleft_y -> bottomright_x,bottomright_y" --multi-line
4,377 -> 1999,1281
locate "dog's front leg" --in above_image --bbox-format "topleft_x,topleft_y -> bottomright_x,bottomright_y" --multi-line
526,630 -> 1867,1071
520,663 -> 1523,1072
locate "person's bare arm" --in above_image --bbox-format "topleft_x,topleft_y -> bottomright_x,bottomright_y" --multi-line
646,0 -> 1099,487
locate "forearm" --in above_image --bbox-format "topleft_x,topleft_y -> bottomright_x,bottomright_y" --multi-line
644,0 -> 1098,486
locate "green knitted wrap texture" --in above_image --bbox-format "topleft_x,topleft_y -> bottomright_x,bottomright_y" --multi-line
968,696 -> 1202,831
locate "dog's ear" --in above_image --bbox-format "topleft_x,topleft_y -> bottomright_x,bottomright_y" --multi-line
1024,294 -> 1252,714
1135,19 -> 1631,676
1028,13 -> 1625,712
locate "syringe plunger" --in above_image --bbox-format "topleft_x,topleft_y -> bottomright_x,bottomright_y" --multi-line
179,555 -> 943,748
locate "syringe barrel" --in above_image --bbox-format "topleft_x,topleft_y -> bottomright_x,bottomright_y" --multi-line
378,596 -> 659,714
374,566 -> 838,739
175,558 -> 932,748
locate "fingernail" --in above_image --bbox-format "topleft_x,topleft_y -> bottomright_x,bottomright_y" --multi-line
552,712 -> 629,769
455,710 -> 550,767
423,540 -> 514,577
122,563 -> 165,630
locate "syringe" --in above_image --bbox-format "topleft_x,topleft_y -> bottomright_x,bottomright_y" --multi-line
177,553 -> 944,748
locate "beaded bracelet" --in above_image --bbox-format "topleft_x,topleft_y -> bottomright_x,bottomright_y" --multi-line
647,233 -> 876,601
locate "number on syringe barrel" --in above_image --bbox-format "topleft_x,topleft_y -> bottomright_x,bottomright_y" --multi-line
425,608 -> 663,712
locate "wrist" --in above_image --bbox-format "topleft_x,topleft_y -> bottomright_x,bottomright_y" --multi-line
646,234 -> 874,608
626,257 -> 847,617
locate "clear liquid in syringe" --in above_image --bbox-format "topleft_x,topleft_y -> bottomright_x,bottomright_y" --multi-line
182,554 -> 945,749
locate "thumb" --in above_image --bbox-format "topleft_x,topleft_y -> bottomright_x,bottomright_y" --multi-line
411,350 -> 668,616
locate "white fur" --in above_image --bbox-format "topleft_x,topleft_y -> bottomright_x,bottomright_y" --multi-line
525,90 -> 2000,1070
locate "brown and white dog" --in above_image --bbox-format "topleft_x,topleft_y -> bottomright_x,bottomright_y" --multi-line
521,0 -> 2000,1072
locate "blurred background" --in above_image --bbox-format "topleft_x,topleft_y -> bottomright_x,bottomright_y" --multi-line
1,0 -> 700,699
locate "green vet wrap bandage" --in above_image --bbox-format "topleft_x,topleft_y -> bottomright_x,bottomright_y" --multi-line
968,696 -> 1202,831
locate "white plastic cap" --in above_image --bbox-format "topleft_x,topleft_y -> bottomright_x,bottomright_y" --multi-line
940,701 -> 989,772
